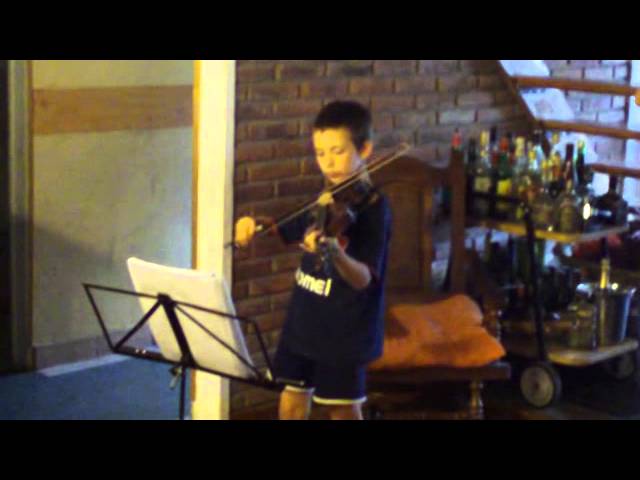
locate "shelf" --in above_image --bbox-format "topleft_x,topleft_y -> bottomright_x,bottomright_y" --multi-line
503,336 -> 638,367
468,218 -> 628,244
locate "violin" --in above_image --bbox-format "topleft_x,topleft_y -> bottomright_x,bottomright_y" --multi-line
228,143 -> 412,262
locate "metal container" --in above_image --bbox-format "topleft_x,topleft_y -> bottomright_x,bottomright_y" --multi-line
594,284 -> 636,346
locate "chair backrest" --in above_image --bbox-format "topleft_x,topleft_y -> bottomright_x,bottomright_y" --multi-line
371,147 -> 466,299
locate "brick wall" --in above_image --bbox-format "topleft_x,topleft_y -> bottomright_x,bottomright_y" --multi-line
544,60 -> 631,162
230,60 -> 532,414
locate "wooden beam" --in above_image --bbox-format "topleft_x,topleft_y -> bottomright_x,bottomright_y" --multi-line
513,75 -> 639,98
33,85 -> 193,135
540,120 -> 640,141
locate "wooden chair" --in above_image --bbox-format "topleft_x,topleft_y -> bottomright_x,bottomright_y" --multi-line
365,147 -> 511,420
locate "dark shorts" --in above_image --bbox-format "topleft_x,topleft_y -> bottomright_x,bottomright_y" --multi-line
272,342 -> 368,405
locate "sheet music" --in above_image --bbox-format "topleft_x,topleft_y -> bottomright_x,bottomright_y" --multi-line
126,257 -> 256,380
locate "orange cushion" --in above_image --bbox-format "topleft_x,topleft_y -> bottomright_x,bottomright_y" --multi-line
369,295 -> 506,370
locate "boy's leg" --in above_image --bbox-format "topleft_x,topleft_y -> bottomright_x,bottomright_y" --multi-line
279,388 -> 313,420
313,363 -> 367,421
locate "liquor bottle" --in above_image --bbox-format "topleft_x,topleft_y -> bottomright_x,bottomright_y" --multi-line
511,137 -> 532,221
574,140 -> 595,228
465,137 -> 478,213
471,131 -> 492,219
531,160 -> 556,231
555,178 -> 583,233
592,175 -> 629,226
493,135 -> 514,220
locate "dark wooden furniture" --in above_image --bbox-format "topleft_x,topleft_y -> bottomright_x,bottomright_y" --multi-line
365,147 -> 511,420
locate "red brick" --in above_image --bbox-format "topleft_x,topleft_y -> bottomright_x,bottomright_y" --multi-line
236,102 -> 273,121
235,124 -> 248,142
585,67 -> 614,81
494,90 -> 518,105
271,291 -> 293,310
551,69 -> 584,79
544,60 -> 570,69
476,74 -> 504,90
248,83 -> 299,101
273,138 -> 312,158
575,112 -> 597,122
234,164 -> 247,184
327,60 -> 374,77
272,254 -> 302,273
277,176 -> 324,197
593,136 -> 626,155
614,65 -> 629,79
301,158 -> 322,175
236,142 -> 274,163
246,121 -> 298,141
375,130 -> 415,149
349,77 -> 393,95
416,92 -> 456,109
273,100 -> 323,117
275,61 -> 325,80
247,159 -> 300,182
234,258 -> 273,282
371,95 -> 414,112
569,60 -> 601,67
457,91 -> 495,107
476,106 -> 519,123
416,126 -> 458,145
253,196 -> 311,221
373,114 -> 394,132
233,282 -> 249,301
581,95 -> 612,112
566,98 -> 582,111
394,111 -> 436,129
300,79 -> 349,98
374,60 -> 417,76
418,60 -> 459,74
437,73 -> 476,92
459,60 -> 498,73
254,310 -> 287,332
439,109 -> 475,125
612,96 -> 628,109
235,295 -> 272,317
236,61 -> 275,83
236,182 -> 274,204
249,273 -> 295,296
252,236 -> 290,257
394,77 -> 436,94
597,110 -> 626,124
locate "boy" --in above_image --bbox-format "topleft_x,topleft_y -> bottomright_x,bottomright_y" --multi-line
235,101 -> 392,420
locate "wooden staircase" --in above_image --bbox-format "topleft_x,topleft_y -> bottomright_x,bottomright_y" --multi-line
497,62 -> 640,178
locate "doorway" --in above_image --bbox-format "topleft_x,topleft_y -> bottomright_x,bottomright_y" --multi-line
0,60 -> 11,372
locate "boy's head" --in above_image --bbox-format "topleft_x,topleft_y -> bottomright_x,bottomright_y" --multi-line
312,100 -> 373,185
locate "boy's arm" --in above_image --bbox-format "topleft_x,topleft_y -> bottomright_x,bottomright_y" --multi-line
324,239 -> 372,291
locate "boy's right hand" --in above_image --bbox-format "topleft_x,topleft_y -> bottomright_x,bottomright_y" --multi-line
235,217 -> 256,248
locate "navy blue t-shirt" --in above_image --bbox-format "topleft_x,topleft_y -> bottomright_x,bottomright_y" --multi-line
277,192 -> 392,367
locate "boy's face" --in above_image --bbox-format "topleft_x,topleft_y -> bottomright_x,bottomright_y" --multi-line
312,128 -> 372,186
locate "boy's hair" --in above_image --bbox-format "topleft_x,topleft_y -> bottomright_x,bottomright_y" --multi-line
313,100 -> 373,152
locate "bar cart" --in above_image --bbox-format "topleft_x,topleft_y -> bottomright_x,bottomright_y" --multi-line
470,191 -> 637,408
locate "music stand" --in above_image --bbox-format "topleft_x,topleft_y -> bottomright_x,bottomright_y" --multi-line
83,257 -> 289,420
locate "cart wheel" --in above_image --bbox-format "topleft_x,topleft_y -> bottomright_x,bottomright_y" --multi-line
603,353 -> 637,381
520,362 -> 562,409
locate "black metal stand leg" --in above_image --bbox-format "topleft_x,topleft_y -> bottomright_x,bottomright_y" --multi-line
179,367 -> 186,421
523,208 -> 548,362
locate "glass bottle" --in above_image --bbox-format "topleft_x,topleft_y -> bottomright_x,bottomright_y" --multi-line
471,131 -> 492,219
